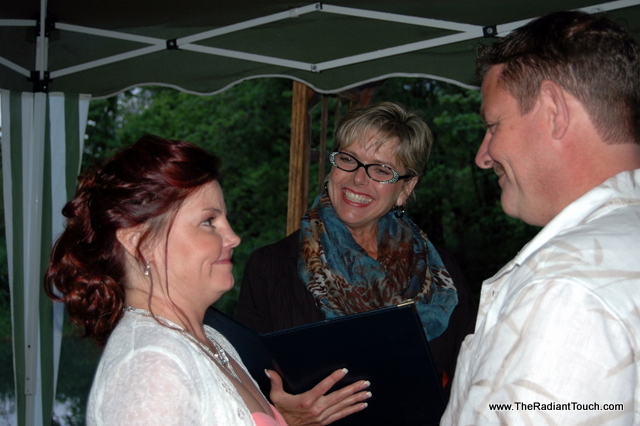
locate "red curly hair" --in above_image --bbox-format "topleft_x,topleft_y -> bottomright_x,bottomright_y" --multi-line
44,135 -> 221,345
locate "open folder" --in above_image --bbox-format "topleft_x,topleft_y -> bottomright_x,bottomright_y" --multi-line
204,302 -> 446,426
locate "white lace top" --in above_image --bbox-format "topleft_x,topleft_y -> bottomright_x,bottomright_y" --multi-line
86,311 -> 259,425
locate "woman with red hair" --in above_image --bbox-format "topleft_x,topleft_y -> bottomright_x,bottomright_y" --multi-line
44,135 -> 369,425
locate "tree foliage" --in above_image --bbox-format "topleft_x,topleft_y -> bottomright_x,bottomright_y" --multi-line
0,76 -> 543,424
84,79 -> 295,311
83,77 -> 539,309
371,79 -> 539,292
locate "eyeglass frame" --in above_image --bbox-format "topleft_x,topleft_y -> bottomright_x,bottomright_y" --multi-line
329,151 -> 413,184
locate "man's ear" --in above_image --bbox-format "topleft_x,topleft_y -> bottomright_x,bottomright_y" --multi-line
397,176 -> 419,206
540,80 -> 570,140
116,225 -> 145,258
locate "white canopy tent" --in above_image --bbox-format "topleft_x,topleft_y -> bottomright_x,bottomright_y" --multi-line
1,1 -> 639,424
1,91 -> 89,425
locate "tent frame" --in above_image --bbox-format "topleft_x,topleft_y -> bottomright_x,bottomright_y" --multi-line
1,0 -> 635,96
2,1 -> 640,425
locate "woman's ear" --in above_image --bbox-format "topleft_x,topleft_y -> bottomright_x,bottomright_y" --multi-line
116,225 -> 145,258
397,176 -> 419,206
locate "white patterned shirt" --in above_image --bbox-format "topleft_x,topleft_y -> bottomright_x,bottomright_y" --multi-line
442,169 -> 640,425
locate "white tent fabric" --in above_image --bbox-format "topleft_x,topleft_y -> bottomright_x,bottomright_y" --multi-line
1,91 -> 90,425
1,1 -> 640,425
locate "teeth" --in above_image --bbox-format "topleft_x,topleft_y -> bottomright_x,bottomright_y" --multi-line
344,189 -> 372,204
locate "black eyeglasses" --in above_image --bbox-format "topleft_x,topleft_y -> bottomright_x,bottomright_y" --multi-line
329,151 -> 412,184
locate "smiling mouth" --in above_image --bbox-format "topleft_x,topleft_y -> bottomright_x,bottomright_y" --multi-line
493,163 -> 507,187
343,188 -> 372,204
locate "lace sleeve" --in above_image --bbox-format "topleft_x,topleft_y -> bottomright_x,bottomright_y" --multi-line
90,349 -> 203,425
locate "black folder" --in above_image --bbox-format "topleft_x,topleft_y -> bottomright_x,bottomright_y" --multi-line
204,302 -> 446,426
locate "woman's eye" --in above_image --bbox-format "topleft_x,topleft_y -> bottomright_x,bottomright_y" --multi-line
374,167 -> 392,177
202,217 -> 215,227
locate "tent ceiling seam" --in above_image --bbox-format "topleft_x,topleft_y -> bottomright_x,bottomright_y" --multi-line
577,0 -> 640,12
2,0 -> 640,92
55,22 -> 164,44
319,4 -> 479,32
178,3 -> 319,45
0,57 -> 31,77
0,19 -> 37,26
315,29 -> 485,71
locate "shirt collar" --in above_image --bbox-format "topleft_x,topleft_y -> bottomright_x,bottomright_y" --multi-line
486,169 -> 640,282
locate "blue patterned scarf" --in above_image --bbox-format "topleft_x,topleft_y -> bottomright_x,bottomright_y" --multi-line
298,192 -> 458,341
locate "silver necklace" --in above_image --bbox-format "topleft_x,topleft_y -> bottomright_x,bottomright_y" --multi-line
124,306 -> 241,383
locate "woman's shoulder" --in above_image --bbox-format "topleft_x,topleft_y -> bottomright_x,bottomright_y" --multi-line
103,313 -> 200,363
250,230 -> 300,260
89,315 -> 255,426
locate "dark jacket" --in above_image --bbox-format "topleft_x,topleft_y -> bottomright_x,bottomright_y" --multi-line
235,230 -> 478,397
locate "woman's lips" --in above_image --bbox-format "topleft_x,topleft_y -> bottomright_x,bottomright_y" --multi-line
343,188 -> 373,204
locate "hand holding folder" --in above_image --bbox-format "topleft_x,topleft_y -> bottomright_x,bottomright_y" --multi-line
204,302 -> 446,426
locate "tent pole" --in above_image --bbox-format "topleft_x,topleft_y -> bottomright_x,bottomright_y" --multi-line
286,81 -> 315,235
317,95 -> 329,195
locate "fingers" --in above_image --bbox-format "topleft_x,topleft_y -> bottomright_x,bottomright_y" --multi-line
268,368 -> 372,426
307,368 -> 350,397
266,369 -> 284,396
325,375 -> 370,404
315,380 -> 372,423
265,369 -> 280,382
322,396 -> 369,425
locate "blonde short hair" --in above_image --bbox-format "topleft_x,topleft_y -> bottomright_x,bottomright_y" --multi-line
334,102 -> 433,178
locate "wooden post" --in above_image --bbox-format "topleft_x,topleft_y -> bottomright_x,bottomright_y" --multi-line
318,95 -> 329,195
287,81 -> 316,235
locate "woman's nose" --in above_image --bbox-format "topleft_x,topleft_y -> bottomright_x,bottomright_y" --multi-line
353,165 -> 369,185
225,226 -> 241,248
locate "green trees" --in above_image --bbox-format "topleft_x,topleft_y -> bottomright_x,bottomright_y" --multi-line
83,77 -> 539,307
0,77 -> 540,425
372,79 -> 539,293
84,79 -> 295,311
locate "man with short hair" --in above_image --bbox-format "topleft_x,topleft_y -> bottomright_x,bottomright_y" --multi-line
442,11 -> 640,425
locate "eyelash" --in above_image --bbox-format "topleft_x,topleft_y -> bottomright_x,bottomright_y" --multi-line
202,217 -> 216,227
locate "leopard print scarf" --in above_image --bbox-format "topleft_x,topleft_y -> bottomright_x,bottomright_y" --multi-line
298,192 -> 458,340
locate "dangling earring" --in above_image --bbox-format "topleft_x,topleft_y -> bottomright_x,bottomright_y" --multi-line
393,205 -> 404,218
143,261 -> 151,276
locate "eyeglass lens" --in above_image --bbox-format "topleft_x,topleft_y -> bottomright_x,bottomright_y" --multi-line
332,152 -> 397,182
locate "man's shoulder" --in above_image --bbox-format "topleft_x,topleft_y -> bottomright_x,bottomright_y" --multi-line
504,208 -> 640,316
489,202 -> 640,311
544,202 -> 640,260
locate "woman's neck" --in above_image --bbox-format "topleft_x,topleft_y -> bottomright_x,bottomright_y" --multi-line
348,224 -> 379,259
125,289 -> 206,339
